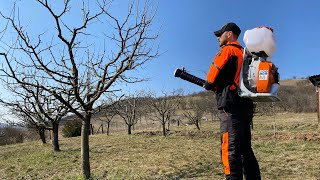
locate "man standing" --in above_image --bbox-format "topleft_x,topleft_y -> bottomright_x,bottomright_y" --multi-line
204,22 -> 261,180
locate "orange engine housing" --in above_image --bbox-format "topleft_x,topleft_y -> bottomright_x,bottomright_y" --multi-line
256,61 -> 276,93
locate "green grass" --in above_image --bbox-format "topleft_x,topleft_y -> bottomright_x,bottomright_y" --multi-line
0,113 -> 320,179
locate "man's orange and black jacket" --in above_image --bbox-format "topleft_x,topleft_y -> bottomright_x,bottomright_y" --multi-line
204,41 -> 251,109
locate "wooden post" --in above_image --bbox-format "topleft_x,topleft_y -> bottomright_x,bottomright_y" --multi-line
309,76 -> 320,133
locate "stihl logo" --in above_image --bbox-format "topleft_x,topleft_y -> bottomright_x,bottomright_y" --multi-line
259,70 -> 268,80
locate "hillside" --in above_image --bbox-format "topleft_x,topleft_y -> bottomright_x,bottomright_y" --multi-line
280,78 -> 309,86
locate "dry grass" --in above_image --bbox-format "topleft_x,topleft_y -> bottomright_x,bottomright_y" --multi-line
280,79 -> 307,86
0,113 -> 320,179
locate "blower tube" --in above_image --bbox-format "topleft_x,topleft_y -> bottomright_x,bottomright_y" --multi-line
174,68 -> 206,87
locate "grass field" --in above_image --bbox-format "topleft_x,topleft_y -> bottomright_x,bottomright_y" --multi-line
0,113 -> 320,179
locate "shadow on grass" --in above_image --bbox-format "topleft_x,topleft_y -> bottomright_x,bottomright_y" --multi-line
157,161 -> 224,179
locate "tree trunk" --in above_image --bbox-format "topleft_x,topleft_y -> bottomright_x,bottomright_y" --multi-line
90,124 -> 94,135
196,122 -> 200,130
96,124 -> 104,134
101,124 -> 104,134
52,122 -> 60,151
162,123 -> 166,136
128,124 -> 132,135
107,122 -> 110,136
39,128 -> 46,144
81,117 -> 91,179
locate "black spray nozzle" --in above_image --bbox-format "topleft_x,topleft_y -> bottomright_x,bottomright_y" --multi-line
174,68 -> 206,87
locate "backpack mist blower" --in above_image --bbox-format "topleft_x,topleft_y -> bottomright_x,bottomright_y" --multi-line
174,26 -> 280,102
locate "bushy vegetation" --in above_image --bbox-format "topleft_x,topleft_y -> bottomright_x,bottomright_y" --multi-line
276,79 -> 316,113
0,126 -> 24,146
62,119 -> 82,138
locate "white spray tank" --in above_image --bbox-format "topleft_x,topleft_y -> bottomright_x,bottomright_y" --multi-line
239,26 -> 280,102
244,26 -> 276,58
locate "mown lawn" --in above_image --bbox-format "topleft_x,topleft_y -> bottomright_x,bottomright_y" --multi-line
0,113 -> 319,179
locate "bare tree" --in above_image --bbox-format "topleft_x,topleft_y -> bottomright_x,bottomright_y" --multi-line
139,96 -> 154,127
148,91 -> 181,136
200,94 -> 218,121
0,0 -> 158,178
0,85 -> 54,144
183,99 -> 206,130
98,105 -> 117,136
0,98 -> 50,144
190,91 -> 218,121
184,110 -> 203,130
115,95 -> 144,135
31,88 -> 71,151
0,85 -> 70,151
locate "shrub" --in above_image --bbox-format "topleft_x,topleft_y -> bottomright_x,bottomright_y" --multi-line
62,119 -> 82,138
0,126 -> 24,146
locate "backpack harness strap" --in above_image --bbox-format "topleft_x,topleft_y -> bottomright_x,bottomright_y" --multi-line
224,44 -> 243,90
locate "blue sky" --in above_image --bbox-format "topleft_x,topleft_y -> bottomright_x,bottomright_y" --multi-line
0,0 -> 320,97
143,0 -> 320,94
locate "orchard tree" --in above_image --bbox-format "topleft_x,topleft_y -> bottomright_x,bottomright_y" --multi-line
183,98 -> 206,130
0,0 -> 158,178
115,95 -> 142,135
148,91 -> 181,136
184,99 -> 205,130
97,99 -> 119,136
0,98 -> 50,144
0,81 -> 71,151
